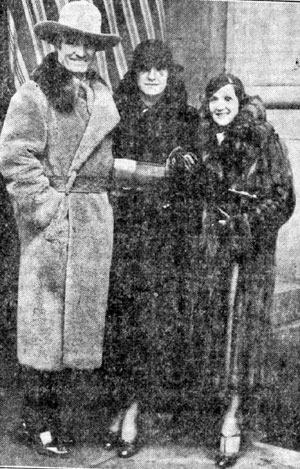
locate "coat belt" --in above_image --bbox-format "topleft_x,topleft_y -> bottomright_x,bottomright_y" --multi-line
49,176 -> 108,193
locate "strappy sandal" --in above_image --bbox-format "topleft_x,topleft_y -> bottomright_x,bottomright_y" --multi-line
216,432 -> 241,467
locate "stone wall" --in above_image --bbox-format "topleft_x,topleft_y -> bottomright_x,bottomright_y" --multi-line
165,0 -> 227,107
225,0 -> 300,284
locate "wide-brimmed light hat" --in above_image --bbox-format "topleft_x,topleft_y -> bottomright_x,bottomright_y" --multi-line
34,0 -> 120,51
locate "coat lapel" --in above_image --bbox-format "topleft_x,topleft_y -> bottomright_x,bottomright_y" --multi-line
66,81 -> 119,191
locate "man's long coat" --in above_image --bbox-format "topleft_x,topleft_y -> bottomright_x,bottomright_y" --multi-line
0,58 -> 120,371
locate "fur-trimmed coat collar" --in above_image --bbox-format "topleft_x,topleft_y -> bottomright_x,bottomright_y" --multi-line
31,52 -> 103,113
0,55 -> 120,370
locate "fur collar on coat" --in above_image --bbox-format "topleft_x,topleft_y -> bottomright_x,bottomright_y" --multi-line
194,105 -> 273,180
31,52 -> 104,113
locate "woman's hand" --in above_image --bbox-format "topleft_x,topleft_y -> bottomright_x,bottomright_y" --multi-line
166,146 -> 198,175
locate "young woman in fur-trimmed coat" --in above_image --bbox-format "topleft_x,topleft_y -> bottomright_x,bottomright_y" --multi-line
182,73 -> 295,467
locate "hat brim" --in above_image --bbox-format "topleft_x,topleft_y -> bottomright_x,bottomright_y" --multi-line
34,21 -> 121,51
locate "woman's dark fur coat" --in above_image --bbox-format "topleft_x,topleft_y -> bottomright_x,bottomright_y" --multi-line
186,103 -> 295,415
112,69 -> 197,163
103,70 -> 199,412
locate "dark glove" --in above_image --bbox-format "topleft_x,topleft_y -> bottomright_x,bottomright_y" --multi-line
166,146 -> 198,175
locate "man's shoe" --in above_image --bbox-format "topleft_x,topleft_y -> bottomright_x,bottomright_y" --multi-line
36,431 -> 70,458
13,421 -> 70,458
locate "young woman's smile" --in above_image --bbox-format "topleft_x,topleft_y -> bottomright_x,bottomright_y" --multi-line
209,84 -> 239,126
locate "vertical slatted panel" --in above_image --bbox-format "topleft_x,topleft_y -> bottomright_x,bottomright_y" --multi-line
20,0 -> 43,63
54,0 -> 68,12
155,0 -> 166,41
7,0 -> 167,89
121,0 -> 140,50
102,0 -> 128,79
96,51 -> 112,90
31,0 -> 54,55
139,0 -> 155,39
7,8 -> 30,89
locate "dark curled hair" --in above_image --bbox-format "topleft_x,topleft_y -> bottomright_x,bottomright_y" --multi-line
205,73 -> 245,103
130,39 -> 181,76
114,39 -> 186,112
201,73 -> 249,122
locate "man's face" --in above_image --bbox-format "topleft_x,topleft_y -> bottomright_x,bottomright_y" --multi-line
209,84 -> 239,127
56,36 -> 96,74
137,67 -> 168,98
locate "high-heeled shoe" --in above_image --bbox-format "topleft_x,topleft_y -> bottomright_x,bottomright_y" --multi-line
216,432 -> 241,467
103,409 -> 125,451
117,401 -> 140,459
118,437 -> 139,458
216,394 -> 241,467
103,430 -> 120,451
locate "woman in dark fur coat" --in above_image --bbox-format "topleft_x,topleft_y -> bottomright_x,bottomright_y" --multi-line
102,39 -> 199,457
183,73 -> 295,467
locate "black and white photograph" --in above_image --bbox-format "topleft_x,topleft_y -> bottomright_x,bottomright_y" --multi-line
0,0 -> 299,467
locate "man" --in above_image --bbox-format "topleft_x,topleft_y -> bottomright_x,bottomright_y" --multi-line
0,0 -> 120,457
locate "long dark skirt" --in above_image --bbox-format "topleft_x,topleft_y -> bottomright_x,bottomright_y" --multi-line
104,190 -> 200,413
104,192 -> 275,419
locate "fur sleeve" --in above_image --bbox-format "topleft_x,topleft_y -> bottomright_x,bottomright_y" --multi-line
0,81 -> 63,230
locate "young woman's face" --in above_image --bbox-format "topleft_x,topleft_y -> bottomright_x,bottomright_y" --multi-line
137,67 -> 169,98
209,84 -> 239,127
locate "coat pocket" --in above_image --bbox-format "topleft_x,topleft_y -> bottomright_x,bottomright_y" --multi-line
44,195 -> 69,243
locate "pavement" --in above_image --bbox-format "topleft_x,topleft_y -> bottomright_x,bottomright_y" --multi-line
1,381 -> 300,469
1,382 -> 300,469
82,442 -> 300,468
2,437 -> 300,468
1,277 -> 300,469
